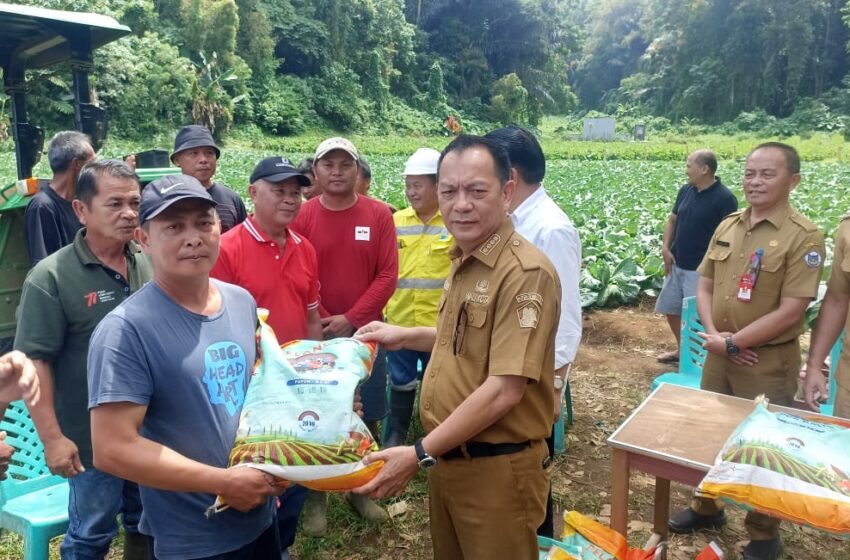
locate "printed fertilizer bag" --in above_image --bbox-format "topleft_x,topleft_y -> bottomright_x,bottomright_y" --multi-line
698,396 -> 850,534
210,312 -> 383,514
539,511 -> 662,560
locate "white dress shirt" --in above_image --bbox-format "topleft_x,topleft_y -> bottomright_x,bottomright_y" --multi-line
511,186 -> 582,368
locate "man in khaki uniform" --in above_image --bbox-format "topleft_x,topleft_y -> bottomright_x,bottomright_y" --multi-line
804,214 -> 850,418
669,142 -> 824,560
352,135 -> 560,559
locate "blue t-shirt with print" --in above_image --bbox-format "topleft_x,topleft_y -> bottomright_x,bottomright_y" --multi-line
88,279 -> 272,560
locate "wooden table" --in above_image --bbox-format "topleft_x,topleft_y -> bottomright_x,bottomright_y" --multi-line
607,383 -> 823,545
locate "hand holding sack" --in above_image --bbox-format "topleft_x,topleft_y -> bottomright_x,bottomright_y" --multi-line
210,310 -> 383,515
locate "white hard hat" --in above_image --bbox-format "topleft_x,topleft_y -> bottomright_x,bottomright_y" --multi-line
403,148 -> 441,176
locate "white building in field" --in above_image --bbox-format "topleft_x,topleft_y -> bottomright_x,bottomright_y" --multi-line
582,118 -> 615,140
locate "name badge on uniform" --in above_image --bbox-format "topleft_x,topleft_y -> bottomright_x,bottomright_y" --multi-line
355,226 -> 370,241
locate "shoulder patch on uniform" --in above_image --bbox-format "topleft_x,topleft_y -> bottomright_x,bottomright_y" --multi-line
516,292 -> 543,305
804,250 -> 823,268
516,303 -> 540,328
789,212 -> 820,233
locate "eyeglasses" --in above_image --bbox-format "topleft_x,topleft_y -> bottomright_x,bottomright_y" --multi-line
453,301 -> 468,356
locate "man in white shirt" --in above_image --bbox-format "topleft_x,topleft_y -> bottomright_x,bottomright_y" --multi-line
485,126 -> 582,538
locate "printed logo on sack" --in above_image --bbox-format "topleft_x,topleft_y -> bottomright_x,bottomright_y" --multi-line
298,410 -> 320,432
203,341 -> 248,416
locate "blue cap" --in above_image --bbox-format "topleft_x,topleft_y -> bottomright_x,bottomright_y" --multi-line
140,174 -> 217,226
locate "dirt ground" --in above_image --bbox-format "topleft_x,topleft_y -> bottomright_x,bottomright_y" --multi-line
291,300 -> 850,560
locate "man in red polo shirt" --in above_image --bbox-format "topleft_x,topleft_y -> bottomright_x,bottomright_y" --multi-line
210,156 -> 319,559
291,136 -> 397,534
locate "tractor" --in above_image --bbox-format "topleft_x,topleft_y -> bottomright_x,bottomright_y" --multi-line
0,2 -> 176,351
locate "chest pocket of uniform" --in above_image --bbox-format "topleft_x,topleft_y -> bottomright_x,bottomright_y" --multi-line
706,247 -> 731,283
456,302 -> 488,359
757,252 -> 787,295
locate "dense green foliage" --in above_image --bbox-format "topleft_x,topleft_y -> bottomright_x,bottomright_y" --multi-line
574,0 -> 850,133
5,1 -> 850,139
1,0 -> 581,139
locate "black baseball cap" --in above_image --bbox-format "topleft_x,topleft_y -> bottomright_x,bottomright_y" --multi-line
250,157 -> 311,186
140,174 -> 217,226
170,125 -> 221,163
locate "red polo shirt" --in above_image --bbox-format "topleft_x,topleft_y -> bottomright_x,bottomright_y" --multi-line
211,215 -> 320,342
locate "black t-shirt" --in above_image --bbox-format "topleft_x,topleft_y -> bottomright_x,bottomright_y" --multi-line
24,184 -> 82,266
208,182 -> 247,233
671,177 -> 738,270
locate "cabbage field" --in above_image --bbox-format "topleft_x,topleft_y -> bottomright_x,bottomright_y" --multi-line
4,142 -> 850,310
365,157 -> 850,308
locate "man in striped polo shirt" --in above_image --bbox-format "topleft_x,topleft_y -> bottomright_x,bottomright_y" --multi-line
384,148 -> 452,447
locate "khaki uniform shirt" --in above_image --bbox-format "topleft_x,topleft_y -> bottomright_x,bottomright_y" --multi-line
419,219 -> 560,444
698,204 -> 824,344
826,217 -> 850,386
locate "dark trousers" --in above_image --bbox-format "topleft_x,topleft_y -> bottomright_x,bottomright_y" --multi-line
537,432 -> 556,538
277,485 -> 308,550
146,522 -> 280,560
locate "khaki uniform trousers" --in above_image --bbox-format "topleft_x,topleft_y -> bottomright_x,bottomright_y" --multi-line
692,342 -> 801,540
428,439 -> 550,559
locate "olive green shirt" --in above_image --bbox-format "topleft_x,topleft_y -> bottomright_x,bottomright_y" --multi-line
14,229 -> 152,467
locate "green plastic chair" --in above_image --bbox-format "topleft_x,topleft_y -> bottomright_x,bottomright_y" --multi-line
651,296 -> 705,391
0,400 -> 69,560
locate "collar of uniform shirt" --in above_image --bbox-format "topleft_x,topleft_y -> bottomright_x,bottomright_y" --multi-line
738,203 -> 793,229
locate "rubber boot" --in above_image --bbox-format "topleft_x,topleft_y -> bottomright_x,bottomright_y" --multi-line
122,531 -> 150,560
385,389 -> 416,448
301,490 -> 328,537
345,491 -> 389,522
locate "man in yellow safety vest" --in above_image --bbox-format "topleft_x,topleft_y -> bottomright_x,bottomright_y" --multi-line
384,148 -> 452,447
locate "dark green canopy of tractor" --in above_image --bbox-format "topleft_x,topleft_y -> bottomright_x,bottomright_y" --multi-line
0,2 -> 129,72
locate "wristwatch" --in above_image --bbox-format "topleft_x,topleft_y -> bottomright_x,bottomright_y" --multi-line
725,336 -> 740,356
553,376 -> 565,390
414,438 -> 437,469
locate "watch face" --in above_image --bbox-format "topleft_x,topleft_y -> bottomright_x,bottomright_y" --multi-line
420,456 -> 437,469
553,377 -> 564,390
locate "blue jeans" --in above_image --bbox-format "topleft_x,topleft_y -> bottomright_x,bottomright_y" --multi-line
61,467 -> 143,559
387,348 -> 430,391
360,345 -> 388,422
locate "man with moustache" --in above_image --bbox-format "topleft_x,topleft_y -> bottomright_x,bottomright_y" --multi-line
15,160 -> 150,559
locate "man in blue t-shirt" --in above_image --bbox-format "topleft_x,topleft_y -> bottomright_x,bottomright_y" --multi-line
88,174 -> 284,560
656,149 -> 738,363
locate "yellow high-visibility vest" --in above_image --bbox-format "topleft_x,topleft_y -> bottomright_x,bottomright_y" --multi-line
385,207 -> 452,328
